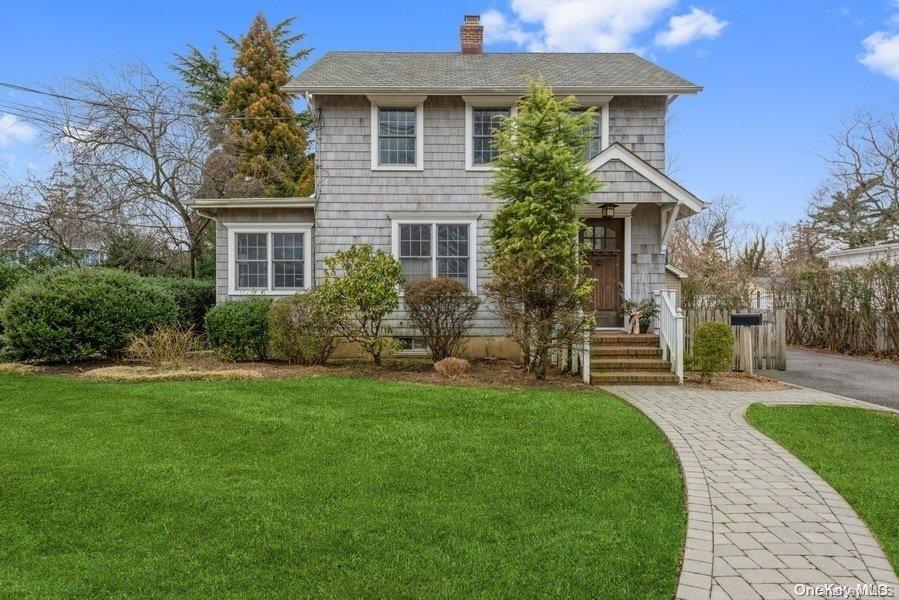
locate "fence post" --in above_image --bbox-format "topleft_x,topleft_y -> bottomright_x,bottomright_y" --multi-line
775,308 -> 786,370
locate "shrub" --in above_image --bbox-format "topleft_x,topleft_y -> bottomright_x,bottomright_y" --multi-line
319,245 -> 403,366
0,268 -> 178,362
126,325 -> 202,369
268,291 -> 340,365
404,277 -> 480,361
0,261 -> 30,306
204,298 -> 272,361
691,321 -> 734,382
434,356 -> 470,379
151,277 -> 216,330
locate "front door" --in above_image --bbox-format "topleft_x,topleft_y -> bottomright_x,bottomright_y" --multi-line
582,218 -> 624,327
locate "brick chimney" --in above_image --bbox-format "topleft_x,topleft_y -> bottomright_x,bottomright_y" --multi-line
460,15 -> 483,55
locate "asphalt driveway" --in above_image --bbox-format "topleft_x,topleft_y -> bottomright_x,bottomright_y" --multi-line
763,347 -> 899,409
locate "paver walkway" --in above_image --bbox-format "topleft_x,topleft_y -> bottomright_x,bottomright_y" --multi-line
606,386 -> 898,600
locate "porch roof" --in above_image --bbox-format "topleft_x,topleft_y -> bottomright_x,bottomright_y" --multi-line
585,142 -> 706,217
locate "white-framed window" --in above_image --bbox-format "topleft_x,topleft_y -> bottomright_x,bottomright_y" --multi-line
574,98 -> 611,162
572,108 -> 603,160
463,96 -> 517,171
390,218 -> 478,293
226,223 -> 312,295
368,95 -> 425,171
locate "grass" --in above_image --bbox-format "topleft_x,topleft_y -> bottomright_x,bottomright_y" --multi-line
0,373 -> 685,599
746,404 -> 899,571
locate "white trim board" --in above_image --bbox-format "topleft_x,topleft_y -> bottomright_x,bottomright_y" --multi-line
224,222 -> 313,296
585,142 -> 707,215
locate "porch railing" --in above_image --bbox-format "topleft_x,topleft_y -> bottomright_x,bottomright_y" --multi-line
654,289 -> 684,384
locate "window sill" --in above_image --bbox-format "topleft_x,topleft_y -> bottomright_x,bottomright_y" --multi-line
465,164 -> 496,172
371,164 -> 423,171
227,289 -> 308,297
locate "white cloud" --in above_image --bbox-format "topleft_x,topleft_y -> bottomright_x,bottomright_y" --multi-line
655,7 -> 728,48
484,0 -> 675,52
482,1 -> 727,53
859,31 -> 899,80
482,9 -> 537,46
0,113 -> 37,147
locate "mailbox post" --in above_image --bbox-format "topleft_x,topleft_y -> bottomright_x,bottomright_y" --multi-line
729,313 -> 763,374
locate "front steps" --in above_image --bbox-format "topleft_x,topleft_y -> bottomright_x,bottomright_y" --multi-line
590,333 -> 679,385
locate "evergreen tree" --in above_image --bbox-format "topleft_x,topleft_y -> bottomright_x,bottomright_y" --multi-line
221,13 -> 313,197
486,81 -> 599,378
173,17 -> 312,117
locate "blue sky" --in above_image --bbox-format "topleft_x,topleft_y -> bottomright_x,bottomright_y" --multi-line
1,0 -> 897,226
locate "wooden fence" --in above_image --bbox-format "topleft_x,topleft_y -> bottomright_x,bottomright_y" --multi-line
684,308 -> 787,371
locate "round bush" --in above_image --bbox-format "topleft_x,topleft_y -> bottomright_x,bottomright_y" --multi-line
268,291 -> 340,365
204,298 -> 272,361
150,277 -> 216,331
692,321 -> 734,381
403,277 -> 480,361
0,268 -> 179,362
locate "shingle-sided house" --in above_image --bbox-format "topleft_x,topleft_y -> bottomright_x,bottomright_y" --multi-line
192,15 -> 706,383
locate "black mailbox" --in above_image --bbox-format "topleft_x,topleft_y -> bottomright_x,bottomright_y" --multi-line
730,313 -> 763,327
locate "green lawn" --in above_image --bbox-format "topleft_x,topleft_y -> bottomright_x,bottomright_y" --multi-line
0,374 -> 685,599
746,404 -> 899,571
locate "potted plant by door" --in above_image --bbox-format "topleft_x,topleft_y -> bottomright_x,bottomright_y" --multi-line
619,298 -> 660,334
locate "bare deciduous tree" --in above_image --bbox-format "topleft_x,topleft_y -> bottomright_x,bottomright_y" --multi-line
48,65 -> 213,276
811,108 -> 899,246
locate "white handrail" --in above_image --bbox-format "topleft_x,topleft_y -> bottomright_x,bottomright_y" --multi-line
654,289 -> 684,384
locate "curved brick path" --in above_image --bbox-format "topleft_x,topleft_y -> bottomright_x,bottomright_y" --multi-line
607,386 -> 898,600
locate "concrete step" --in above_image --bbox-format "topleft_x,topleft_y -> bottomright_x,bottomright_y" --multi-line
592,333 -> 659,346
591,358 -> 671,372
591,345 -> 662,358
592,371 -> 680,385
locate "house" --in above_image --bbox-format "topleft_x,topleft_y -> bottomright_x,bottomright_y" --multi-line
818,241 -> 899,269
192,15 -> 706,382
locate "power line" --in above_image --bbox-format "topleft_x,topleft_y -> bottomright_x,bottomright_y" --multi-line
0,80 -> 311,122
0,199 -> 190,231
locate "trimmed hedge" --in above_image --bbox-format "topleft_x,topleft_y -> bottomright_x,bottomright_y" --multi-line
151,277 -> 216,331
691,321 -> 734,382
0,268 -> 178,362
205,298 -> 272,361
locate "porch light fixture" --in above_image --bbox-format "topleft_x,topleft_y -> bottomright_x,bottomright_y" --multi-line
599,203 -> 617,218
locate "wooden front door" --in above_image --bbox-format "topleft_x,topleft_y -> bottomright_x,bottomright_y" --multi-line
582,218 -> 624,327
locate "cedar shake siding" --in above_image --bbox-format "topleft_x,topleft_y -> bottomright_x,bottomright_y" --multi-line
307,94 -> 673,336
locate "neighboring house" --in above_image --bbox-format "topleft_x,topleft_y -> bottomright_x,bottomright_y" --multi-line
664,264 -> 687,307
818,241 -> 899,269
192,15 -> 706,375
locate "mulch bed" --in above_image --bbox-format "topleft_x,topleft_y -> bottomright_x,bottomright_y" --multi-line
12,358 -> 789,391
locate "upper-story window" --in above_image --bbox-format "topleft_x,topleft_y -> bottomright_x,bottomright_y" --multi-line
378,107 -> 416,165
471,108 -> 509,165
368,95 -> 425,171
464,98 -> 516,171
572,108 -> 603,160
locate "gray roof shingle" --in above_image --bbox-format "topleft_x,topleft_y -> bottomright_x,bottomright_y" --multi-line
286,52 -> 701,94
